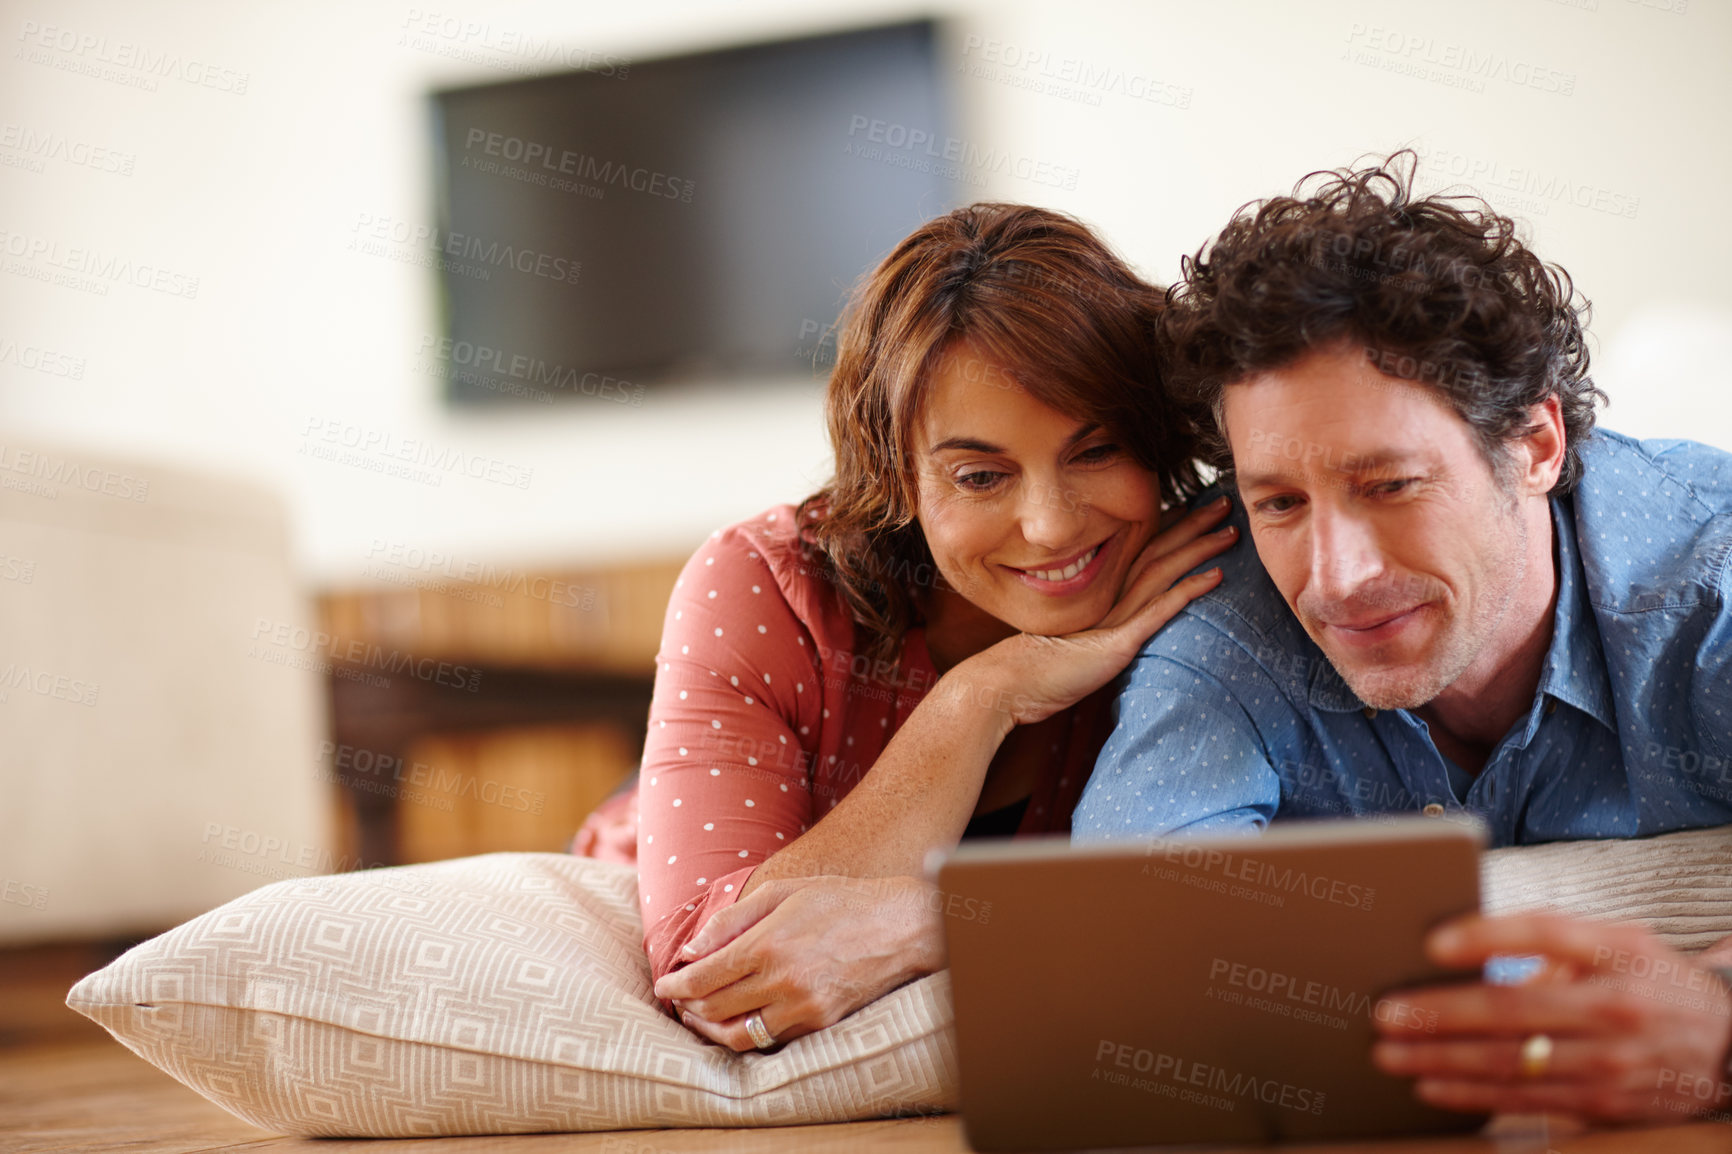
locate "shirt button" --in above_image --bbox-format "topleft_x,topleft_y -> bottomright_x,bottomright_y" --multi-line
1362,707 -> 1377,719
1545,700 -> 1558,715
1423,803 -> 1445,817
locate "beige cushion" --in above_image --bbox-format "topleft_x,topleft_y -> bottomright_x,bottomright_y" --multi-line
66,853 -> 957,1138
66,825 -> 1732,1138
1482,823 -> 1732,953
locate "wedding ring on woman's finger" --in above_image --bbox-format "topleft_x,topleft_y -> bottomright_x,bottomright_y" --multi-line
744,1011 -> 777,1050
1518,1033 -> 1553,1079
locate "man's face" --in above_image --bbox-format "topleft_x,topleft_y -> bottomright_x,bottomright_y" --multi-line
1222,343 -> 1540,710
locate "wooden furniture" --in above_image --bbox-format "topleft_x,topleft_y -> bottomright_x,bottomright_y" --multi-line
317,557 -> 686,866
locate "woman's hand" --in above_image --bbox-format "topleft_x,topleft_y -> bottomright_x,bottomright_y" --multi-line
653,875 -> 944,1052
1372,913 -> 1732,1123
955,495 -> 1237,729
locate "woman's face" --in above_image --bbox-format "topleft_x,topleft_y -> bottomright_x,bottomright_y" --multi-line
913,339 -> 1163,637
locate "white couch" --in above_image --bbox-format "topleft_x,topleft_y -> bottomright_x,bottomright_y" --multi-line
0,439 -> 331,943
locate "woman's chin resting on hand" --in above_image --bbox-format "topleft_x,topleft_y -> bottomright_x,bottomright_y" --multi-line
570,202 -> 1233,1052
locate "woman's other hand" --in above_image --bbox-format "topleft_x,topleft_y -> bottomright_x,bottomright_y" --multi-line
653,875 -> 944,1052
958,495 -> 1236,729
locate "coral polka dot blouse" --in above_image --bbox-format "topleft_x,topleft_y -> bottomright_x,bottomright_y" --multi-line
573,505 -> 1112,982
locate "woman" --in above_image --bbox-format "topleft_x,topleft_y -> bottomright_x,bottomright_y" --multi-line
573,202 -> 1237,1051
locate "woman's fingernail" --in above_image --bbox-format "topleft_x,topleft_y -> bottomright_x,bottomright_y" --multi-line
682,942 -> 700,956
1214,495 -> 1231,508
1215,525 -> 1237,538
1430,925 -> 1465,955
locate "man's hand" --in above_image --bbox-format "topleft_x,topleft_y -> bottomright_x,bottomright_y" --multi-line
652,875 -> 945,1052
1372,913 -> 1732,1123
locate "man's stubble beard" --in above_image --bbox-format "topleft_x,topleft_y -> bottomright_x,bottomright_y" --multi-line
1313,481 -> 1531,712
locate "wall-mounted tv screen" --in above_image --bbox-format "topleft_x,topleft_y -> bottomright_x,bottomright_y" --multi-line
430,20 -> 954,405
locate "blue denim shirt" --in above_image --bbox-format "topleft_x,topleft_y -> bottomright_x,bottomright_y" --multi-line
1074,430 -> 1732,848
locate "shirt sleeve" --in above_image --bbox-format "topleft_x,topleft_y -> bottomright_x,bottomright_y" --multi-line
1695,579 -> 1732,764
1071,619 -> 1282,841
635,530 -> 824,983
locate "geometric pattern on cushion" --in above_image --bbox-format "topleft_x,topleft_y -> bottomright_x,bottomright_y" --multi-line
66,854 -> 957,1137
68,826 -> 1732,1137
1482,822 -> 1732,954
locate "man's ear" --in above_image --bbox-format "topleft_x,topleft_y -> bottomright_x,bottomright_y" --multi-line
1518,395 -> 1567,496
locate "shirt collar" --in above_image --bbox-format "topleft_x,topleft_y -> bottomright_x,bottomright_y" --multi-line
1534,496 -> 1618,731
1304,497 -> 1617,731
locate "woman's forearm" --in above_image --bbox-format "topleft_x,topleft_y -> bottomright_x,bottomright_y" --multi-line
742,649 -> 1017,893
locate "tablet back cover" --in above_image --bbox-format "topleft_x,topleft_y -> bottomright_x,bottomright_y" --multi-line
941,818 -> 1486,1151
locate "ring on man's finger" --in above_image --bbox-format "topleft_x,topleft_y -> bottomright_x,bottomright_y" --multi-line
1518,1033 -> 1553,1079
745,1010 -> 777,1050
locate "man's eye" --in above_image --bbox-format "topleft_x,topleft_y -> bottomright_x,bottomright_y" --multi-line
1368,478 -> 1416,497
1255,495 -> 1302,516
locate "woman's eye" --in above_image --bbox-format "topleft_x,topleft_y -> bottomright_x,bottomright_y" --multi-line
956,470 -> 1006,492
1074,443 -> 1120,463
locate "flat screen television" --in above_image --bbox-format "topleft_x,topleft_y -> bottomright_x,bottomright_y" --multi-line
429,20 -> 955,405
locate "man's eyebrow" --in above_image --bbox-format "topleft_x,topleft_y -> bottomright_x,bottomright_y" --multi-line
927,423 -> 1100,456
1236,450 -> 1426,489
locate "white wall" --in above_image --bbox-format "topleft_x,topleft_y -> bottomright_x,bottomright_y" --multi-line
1,0 -> 1727,584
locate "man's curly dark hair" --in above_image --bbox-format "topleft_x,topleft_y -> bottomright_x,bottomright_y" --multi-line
1159,151 -> 1605,494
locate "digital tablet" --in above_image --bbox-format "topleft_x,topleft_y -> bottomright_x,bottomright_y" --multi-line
938,816 -> 1487,1150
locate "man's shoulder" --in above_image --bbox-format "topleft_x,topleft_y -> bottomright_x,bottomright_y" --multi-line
1579,429 -> 1732,511
1136,489 -> 1350,707
1572,430 -> 1732,609
1158,488 -> 1292,642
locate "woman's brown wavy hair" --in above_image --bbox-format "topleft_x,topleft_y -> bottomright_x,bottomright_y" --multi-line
796,202 -> 1202,663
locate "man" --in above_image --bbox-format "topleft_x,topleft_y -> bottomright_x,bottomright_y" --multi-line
1073,155 -> 1732,1124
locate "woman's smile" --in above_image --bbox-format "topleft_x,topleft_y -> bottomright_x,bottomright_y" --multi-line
915,339 -> 1162,639
1004,536 -> 1111,593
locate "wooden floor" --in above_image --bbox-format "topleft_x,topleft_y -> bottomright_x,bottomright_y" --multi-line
4,944 -> 1731,1153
